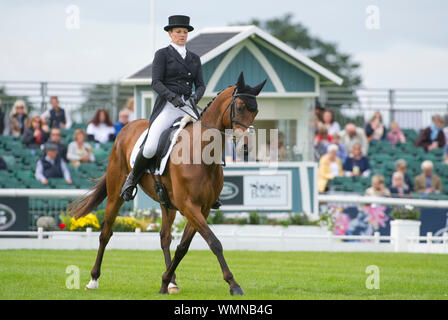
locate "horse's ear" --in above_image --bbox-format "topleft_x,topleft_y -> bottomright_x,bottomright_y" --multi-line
236,72 -> 245,91
253,79 -> 267,96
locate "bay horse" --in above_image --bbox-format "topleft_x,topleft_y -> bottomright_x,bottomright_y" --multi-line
67,73 -> 266,295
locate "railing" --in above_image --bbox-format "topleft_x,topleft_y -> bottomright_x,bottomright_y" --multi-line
318,194 -> 448,208
0,188 -> 134,230
0,81 -> 133,123
1,227 -> 447,253
321,87 -> 448,131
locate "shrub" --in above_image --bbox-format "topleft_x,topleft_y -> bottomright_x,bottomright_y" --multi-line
113,216 -> 143,232
249,211 -> 260,225
390,206 -> 420,221
69,213 -> 101,231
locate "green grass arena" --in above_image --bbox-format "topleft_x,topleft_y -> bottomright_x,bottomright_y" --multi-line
1,249 -> 447,300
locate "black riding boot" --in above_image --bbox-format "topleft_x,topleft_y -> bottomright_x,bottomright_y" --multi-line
120,149 -> 151,201
211,198 -> 222,209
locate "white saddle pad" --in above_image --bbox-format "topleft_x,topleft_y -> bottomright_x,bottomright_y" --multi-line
129,115 -> 195,175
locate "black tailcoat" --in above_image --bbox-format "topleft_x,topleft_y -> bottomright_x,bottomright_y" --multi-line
149,45 -> 205,124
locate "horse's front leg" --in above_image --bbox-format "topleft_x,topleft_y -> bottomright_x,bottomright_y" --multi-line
160,204 -> 243,296
187,207 -> 244,296
159,220 -> 197,294
159,206 -> 178,293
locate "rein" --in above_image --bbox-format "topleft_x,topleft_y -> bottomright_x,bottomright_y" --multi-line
179,88 -> 257,138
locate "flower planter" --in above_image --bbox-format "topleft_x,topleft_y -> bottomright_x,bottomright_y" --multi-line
390,219 -> 421,252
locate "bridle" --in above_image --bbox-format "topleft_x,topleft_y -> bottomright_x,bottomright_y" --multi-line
187,88 -> 257,138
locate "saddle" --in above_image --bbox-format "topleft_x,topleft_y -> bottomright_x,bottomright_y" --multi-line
137,116 -> 190,212
139,116 -> 184,173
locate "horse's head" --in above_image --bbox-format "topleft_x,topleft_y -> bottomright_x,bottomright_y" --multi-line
222,72 -> 266,138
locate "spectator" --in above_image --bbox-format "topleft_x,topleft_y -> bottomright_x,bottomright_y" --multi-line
35,142 -> 72,186
86,109 -> 115,144
415,114 -> 445,151
387,122 -> 406,147
414,160 -> 442,194
67,129 -> 95,167
9,100 -> 30,137
318,144 -> 343,192
365,174 -> 391,197
343,143 -> 371,177
325,133 -> 348,163
125,98 -> 136,122
444,154 -> 448,166
319,109 -> 340,137
365,111 -> 386,142
339,123 -> 369,156
22,116 -> 49,150
390,159 -> 413,192
390,172 -> 411,197
0,99 -> 7,135
41,96 -> 71,129
114,109 -> 130,137
44,128 -> 68,162
314,125 -> 332,160
0,156 -> 6,170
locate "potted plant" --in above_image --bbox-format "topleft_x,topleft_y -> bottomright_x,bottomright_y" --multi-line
389,205 -> 421,252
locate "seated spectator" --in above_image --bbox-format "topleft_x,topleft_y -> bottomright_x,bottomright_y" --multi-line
319,109 -> 340,137
41,96 -> 71,129
414,160 -> 442,194
318,144 -> 343,192
390,159 -> 413,192
44,128 -> 68,162
125,98 -> 136,122
314,125 -> 332,160
9,100 -> 30,137
365,111 -> 386,142
387,122 -> 406,147
0,99 -> 7,135
86,109 -> 115,144
339,123 -> 369,156
22,116 -> 49,150
67,129 -> 95,167
365,174 -> 391,197
114,109 -> 129,137
390,172 -> 411,197
0,156 -> 6,170
343,143 -> 371,177
35,142 -> 72,186
415,114 -> 445,151
324,133 -> 348,163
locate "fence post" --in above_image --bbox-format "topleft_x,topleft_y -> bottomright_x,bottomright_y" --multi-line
443,232 -> 448,253
111,83 -> 119,122
40,82 -> 48,113
135,228 -> 141,249
37,227 -> 43,249
426,232 -> 433,253
388,89 -> 395,123
374,232 -> 380,245
86,227 -> 92,249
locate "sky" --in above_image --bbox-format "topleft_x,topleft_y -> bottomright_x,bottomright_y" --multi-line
0,0 -> 447,88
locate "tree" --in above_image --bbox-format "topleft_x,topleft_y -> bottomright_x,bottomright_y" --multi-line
237,13 -> 362,88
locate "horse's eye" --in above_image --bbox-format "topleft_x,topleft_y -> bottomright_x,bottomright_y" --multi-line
236,104 -> 244,113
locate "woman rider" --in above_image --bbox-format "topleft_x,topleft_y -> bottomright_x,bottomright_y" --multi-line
120,15 -> 205,201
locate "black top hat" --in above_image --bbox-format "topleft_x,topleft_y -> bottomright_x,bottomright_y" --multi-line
164,15 -> 194,32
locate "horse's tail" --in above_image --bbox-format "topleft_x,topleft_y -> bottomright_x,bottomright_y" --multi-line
67,175 -> 107,219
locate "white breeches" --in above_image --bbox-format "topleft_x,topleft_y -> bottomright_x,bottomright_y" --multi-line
142,98 -> 196,159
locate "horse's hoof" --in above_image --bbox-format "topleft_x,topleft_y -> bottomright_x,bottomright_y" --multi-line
85,279 -> 98,290
230,286 -> 245,296
168,283 -> 179,294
